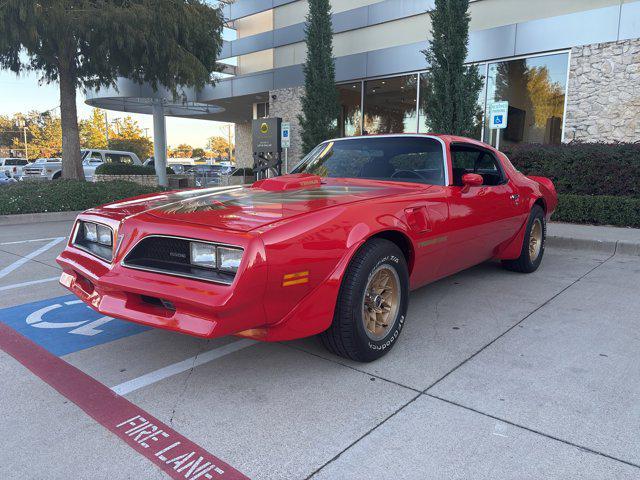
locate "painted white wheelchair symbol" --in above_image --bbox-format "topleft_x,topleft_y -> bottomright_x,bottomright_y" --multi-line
26,300 -> 114,336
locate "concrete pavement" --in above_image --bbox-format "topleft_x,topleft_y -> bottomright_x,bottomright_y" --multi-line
0,218 -> 639,479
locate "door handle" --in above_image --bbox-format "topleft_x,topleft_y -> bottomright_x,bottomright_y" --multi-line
510,194 -> 520,200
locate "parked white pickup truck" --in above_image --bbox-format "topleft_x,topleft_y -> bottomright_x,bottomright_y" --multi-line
0,158 -> 29,179
22,149 -> 142,181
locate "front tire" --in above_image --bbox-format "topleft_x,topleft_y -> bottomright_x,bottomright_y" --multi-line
319,238 -> 409,362
502,205 -> 546,273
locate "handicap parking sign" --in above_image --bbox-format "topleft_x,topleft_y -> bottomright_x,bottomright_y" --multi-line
489,101 -> 509,129
0,295 -> 149,356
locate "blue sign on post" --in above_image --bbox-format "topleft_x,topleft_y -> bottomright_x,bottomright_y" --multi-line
489,101 -> 509,130
0,295 -> 150,356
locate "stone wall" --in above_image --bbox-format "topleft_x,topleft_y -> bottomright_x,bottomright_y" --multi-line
565,39 -> 640,143
94,174 -> 158,187
234,121 -> 254,168
269,86 -> 305,172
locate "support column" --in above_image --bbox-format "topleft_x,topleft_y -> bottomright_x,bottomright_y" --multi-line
152,101 -> 168,187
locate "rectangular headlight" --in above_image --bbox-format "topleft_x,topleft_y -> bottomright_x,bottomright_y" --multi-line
97,225 -> 112,246
190,242 -> 217,269
218,247 -> 243,273
84,222 -> 98,242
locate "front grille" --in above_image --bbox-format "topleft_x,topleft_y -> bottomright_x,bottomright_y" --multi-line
122,236 -> 237,285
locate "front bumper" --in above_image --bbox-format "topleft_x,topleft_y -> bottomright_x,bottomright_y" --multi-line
56,219 -> 269,338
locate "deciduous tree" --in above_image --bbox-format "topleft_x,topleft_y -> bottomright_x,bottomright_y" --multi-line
421,0 -> 483,136
0,0 -> 225,179
206,136 -> 232,160
79,109 -> 109,149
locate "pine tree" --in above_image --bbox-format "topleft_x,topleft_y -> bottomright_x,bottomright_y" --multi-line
421,0 -> 483,136
298,0 -> 341,154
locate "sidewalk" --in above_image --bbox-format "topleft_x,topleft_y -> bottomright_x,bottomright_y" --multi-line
548,222 -> 640,256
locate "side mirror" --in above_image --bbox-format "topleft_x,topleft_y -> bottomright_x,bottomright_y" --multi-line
461,173 -> 483,192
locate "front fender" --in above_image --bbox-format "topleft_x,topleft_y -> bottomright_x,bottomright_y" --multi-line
253,213 -> 413,341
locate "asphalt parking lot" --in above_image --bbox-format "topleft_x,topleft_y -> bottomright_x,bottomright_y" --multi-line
1,219 -> 639,479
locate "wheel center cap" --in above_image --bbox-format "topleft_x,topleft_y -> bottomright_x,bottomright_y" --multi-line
373,295 -> 383,309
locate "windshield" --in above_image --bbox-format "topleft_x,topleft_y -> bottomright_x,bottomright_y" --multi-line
292,136 -> 445,185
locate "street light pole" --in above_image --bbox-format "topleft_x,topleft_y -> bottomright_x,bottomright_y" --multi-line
227,124 -> 232,163
23,125 -> 28,160
105,111 -> 110,147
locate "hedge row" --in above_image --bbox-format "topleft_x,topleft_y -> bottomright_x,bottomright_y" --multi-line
94,163 -> 174,175
505,142 -> 640,198
0,180 -> 163,215
555,194 -> 640,228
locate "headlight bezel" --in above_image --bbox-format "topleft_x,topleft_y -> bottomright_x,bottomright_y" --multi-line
73,220 -> 115,263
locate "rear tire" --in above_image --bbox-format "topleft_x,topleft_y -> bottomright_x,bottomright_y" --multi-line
502,205 -> 546,273
319,238 -> 409,362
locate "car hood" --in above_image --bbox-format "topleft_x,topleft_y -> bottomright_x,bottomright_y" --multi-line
97,175 -> 414,232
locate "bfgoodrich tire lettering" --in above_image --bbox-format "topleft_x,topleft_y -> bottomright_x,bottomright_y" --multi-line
319,238 -> 409,362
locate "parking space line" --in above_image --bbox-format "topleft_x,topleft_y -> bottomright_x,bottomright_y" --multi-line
0,322 -> 249,480
0,236 -> 66,246
112,339 -> 257,396
0,237 -> 64,279
0,276 -> 59,292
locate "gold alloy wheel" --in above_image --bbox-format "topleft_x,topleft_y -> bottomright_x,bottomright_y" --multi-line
362,265 -> 400,341
529,218 -> 543,261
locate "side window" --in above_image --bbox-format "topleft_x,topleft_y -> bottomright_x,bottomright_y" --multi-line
88,152 -> 103,163
105,154 -> 133,164
451,145 -> 505,187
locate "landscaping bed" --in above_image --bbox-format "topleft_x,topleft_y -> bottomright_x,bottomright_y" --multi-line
507,143 -> 640,227
0,180 -> 164,215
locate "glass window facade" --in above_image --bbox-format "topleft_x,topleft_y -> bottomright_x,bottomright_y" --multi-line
337,82 -> 362,137
335,52 -> 569,147
484,52 -> 569,147
363,75 -> 418,135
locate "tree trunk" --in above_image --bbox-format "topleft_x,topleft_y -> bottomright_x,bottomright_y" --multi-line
59,65 -> 85,180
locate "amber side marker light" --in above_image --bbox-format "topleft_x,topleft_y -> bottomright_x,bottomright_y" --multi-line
282,271 -> 309,287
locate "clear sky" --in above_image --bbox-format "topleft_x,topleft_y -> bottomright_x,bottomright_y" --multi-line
0,69 -> 233,149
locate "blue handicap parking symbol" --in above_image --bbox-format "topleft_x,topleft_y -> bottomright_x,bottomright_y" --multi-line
0,295 -> 150,356
494,115 -> 503,125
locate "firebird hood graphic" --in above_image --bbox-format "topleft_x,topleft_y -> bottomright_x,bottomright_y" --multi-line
118,183 -> 403,232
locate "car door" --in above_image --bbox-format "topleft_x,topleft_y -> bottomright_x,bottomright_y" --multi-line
440,143 -> 522,276
83,151 -> 104,180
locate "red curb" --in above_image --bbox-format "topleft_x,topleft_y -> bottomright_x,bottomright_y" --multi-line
0,322 -> 250,480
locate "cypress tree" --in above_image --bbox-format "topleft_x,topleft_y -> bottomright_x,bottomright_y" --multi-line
421,0 -> 483,136
298,0 -> 341,154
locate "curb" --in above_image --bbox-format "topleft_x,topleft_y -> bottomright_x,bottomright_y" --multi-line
546,236 -> 640,256
0,211 -> 80,226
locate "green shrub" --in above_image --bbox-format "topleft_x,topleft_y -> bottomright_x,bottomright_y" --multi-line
555,194 -> 640,228
505,143 -> 640,198
95,163 -> 174,175
0,180 -> 163,215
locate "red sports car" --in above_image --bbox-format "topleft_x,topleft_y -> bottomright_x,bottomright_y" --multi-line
57,134 -> 557,361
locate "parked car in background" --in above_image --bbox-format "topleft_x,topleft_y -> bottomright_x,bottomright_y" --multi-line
0,171 -> 18,186
143,158 -> 190,174
23,150 -> 141,181
22,158 -> 63,180
0,158 -> 29,179
186,164 -> 233,187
